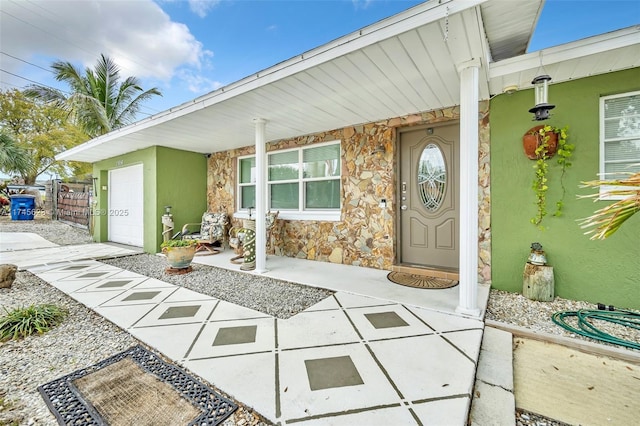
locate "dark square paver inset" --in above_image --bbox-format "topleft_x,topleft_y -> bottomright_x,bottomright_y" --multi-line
98,280 -> 132,288
122,291 -> 161,302
364,311 -> 409,329
158,305 -> 201,320
305,355 -> 364,391
78,272 -> 109,278
62,265 -> 91,271
212,325 -> 257,346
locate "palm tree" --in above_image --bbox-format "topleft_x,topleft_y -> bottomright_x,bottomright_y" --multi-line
25,54 -> 161,137
0,132 -> 29,176
579,171 -> 640,239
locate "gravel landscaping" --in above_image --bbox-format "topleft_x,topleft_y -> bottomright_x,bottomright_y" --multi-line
1,219 -> 637,425
102,254 -> 333,320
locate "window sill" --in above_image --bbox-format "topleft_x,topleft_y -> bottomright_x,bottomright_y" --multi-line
233,211 -> 341,222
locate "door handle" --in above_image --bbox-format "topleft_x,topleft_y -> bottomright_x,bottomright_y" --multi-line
401,205 -> 408,210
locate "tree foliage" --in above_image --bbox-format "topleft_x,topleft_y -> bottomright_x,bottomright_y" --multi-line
24,54 -> 162,137
0,132 -> 29,176
0,89 -> 90,184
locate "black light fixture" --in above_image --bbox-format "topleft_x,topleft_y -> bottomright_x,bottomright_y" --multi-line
528,75 -> 555,121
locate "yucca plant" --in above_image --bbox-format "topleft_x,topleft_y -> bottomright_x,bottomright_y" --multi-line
0,304 -> 68,341
578,171 -> 640,239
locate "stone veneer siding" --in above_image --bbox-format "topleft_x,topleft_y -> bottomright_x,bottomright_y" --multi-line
207,102 -> 491,283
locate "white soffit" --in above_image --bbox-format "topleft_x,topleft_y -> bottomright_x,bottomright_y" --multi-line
58,0 -> 541,163
480,0 -> 544,60
489,25 -> 640,95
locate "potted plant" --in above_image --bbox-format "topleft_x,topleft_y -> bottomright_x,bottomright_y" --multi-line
161,239 -> 197,269
527,242 -> 547,265
529,125 -> 574,228
523,125 -> 558,160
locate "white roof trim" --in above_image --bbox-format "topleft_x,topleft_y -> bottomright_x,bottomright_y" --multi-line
490,25 -> 640,79
57,0 -> 488,161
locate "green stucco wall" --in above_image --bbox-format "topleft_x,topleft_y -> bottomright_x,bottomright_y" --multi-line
490,68 -> 640,310
155,147 -> 207,248
92,146 -> 206,254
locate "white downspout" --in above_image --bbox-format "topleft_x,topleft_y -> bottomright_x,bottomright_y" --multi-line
456,59 -> 481,317
253,118 -> 268,273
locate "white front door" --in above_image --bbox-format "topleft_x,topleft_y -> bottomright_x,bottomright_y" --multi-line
108,164 -> 144,247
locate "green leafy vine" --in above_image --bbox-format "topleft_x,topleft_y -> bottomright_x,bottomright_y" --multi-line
530,125 -> 574,229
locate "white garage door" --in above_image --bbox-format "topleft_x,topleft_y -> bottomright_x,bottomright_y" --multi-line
108,164 -> 144,247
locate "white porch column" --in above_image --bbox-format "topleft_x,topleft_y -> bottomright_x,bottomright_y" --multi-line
456,60 -> 481,317
253,118 -> 268,273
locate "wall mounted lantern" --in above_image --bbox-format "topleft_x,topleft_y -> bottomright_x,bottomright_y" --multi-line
528,75 -> 555,121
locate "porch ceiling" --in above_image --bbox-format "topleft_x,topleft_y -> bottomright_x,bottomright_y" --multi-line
59,0 -> 544,163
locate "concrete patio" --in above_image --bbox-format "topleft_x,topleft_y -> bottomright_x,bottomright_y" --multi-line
1,233 -> 494,425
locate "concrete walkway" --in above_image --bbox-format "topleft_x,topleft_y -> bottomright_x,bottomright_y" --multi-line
2,236 -> 492,425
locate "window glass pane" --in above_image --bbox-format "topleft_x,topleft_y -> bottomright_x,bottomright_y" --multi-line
240,158 -> 255,184
270,183 -> 299,209
418,143 -> 446,212
303,144 -> 340,178
269,151 -> 299,181
604,95 -> 640,138
604,162 -> 640,174
305,180 -> 340,209
241,186 -> 255,209
604,140 -> 640,162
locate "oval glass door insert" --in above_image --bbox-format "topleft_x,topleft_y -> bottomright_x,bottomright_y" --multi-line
418,143 -> 446,211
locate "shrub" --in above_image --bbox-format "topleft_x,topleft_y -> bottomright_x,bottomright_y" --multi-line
0,304 -> 68,341
160,239 -> 196,248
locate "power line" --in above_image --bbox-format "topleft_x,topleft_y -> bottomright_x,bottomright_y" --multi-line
0,79 -> 23,90
1,51 -> 53,73
3,2 -> 182,116
0,69 -> 156,118
5,0 -> 172,83
0,68 -> 62,91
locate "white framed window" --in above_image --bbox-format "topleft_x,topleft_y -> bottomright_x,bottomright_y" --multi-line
236,141 -> 342,221
237,156 -> 256,210
600,91 -> 640,200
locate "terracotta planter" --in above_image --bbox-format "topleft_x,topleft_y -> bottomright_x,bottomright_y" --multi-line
162,245 -> 196,269
523,125 -> 558,160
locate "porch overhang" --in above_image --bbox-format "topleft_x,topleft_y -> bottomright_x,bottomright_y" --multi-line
57,0 -> 545,163
489,25 -> 640,96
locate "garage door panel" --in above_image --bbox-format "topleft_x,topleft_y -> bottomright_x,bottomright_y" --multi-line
108,165 -> 144,247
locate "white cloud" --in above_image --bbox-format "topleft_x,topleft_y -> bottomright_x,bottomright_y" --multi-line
188,0 -> 222,18
0,0 -> 213,87
176,68 -> 223,94
351,0 -> 373,10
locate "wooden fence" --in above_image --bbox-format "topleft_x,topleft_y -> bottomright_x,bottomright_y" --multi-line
57,191 -> 91,227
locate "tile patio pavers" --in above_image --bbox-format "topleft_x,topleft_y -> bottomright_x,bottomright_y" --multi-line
0,242 -> 139,269
25,258 -> 485,425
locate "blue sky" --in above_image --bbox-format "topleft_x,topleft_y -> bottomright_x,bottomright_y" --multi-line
1,0 -> 639,118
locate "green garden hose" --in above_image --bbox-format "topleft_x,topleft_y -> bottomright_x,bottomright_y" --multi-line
551,308 -> 640,351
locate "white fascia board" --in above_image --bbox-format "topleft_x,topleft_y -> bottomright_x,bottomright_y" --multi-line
56,0 -> 489,162
467,5 -> 492,98
490,25 -> 640,79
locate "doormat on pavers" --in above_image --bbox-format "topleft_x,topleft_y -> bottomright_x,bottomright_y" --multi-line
38,345 -> 237,426
387,271 -> 458,289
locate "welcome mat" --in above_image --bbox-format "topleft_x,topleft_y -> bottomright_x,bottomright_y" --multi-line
387,271 -> 459,289
38,345 -> 237,426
